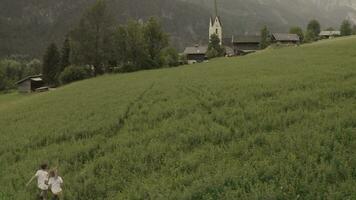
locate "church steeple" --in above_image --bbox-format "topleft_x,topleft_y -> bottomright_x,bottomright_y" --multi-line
209,0 -> 223,45
214,0 -> 218,17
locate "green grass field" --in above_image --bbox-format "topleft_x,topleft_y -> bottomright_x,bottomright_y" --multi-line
1,37 -> 356,200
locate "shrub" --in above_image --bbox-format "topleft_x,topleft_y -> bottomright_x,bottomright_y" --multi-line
59,65 -> 92,85
161,47 -> 180,67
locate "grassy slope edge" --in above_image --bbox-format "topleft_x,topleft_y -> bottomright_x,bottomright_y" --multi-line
0,37 -> 356,199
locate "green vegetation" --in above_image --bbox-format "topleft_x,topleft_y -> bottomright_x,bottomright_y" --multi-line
289,26 -> 304,43
260,26 -> 271,49
1,37 -> 356,199
305,19 -> 321,42
340,20 -> 353,36
207,34 -> 225,58
0,58 -> 41,91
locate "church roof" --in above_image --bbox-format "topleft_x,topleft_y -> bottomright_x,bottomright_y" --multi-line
210,16 -> 223,27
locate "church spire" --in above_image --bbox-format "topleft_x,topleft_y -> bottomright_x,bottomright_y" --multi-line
214,0 -> 218,17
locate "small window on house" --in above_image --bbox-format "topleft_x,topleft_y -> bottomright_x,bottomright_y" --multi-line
216,29 -> 218,34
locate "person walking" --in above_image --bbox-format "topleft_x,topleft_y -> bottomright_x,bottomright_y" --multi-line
48,169 -> 64,200
26,163 -> 49,200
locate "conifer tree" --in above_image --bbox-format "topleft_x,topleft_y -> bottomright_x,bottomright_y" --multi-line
59,36 -> 71,74
207,34 -> 225,58
42,43 -> 60,85
340,20 -> 352,36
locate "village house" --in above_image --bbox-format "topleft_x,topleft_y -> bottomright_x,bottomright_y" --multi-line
229,35 -> 261,55
183,45 -> 208,64
16,75 -> 48,93
319,30 -> 341,39
271,33 -> 300,44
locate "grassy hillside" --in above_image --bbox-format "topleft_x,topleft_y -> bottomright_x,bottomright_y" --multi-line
1,37 -> 356,199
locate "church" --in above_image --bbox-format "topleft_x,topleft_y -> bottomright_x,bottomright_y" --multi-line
184,0 -> 262,63
183,0 -> 300,64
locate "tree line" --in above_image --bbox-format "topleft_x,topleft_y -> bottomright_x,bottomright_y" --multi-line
0,56 -> 41,92
42,0 -> 179,86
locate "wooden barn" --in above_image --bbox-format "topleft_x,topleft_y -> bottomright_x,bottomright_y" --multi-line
231,36 -> 261,55
183,45 -> 208,64
16,75 -> 46,93
271,33 -> 300,44
319,31 -> 341,39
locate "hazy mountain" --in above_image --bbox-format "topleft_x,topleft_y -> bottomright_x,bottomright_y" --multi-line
0,0 -> 211,57
0,0 -> 355,58
181,0 -> 356,35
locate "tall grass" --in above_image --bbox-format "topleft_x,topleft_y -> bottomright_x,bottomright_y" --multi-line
0,37 -> 356,199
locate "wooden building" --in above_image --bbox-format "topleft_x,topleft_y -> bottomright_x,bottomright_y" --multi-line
16,75 -> 46,93
183,45 -> 208,64
271,33 -> 300,44
319,31 -> 341,39
230,36 -> 261,55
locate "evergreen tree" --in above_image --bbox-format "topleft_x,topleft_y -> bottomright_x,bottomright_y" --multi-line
207,34 -> 225,59
70,0 -> 114,75
289,26 -> 304,43
260,26 -> 270,49
306,19 -> 321,41
42,43 -> 60,85
59,36 -> 71,74
144,17 -> 169,69
340,20 -> 352,36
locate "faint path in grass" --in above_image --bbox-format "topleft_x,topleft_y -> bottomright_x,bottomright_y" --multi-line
9,83 -> 157,171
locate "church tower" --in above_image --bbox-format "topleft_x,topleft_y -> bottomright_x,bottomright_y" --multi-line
209,0 -> 223,45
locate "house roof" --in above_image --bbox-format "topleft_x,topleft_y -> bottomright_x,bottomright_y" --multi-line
16,74 -> 43,84
232,35 -> 261,43
183,46 -> 208,55
272,33 -> 300,42
319,31 -> 341,36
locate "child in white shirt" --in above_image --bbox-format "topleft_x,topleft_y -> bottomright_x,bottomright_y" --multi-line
26,163 -> 49,200
48,169 -> 64,200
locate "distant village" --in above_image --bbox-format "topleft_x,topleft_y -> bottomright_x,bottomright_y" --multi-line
183,1 -> 345,65
8,0 -> 355,94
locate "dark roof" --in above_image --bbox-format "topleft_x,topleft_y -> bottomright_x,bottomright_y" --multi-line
233,35 -> 261,43
16,74 -> 43,85
183,46 -> 208,55
272,33 -> 300,42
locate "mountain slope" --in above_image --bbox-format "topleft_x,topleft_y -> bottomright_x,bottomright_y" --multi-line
183,0 -> 356,35
0,0 -> 211,57
1,0 -> 356,58
1,37 -> 356,199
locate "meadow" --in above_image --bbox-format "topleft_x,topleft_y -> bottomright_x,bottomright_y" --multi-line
0,37 -> 356,199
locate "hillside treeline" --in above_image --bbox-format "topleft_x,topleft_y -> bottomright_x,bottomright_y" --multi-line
43,0 -> 180,86
0,57 -> 41,91
0,0 -> 180,90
